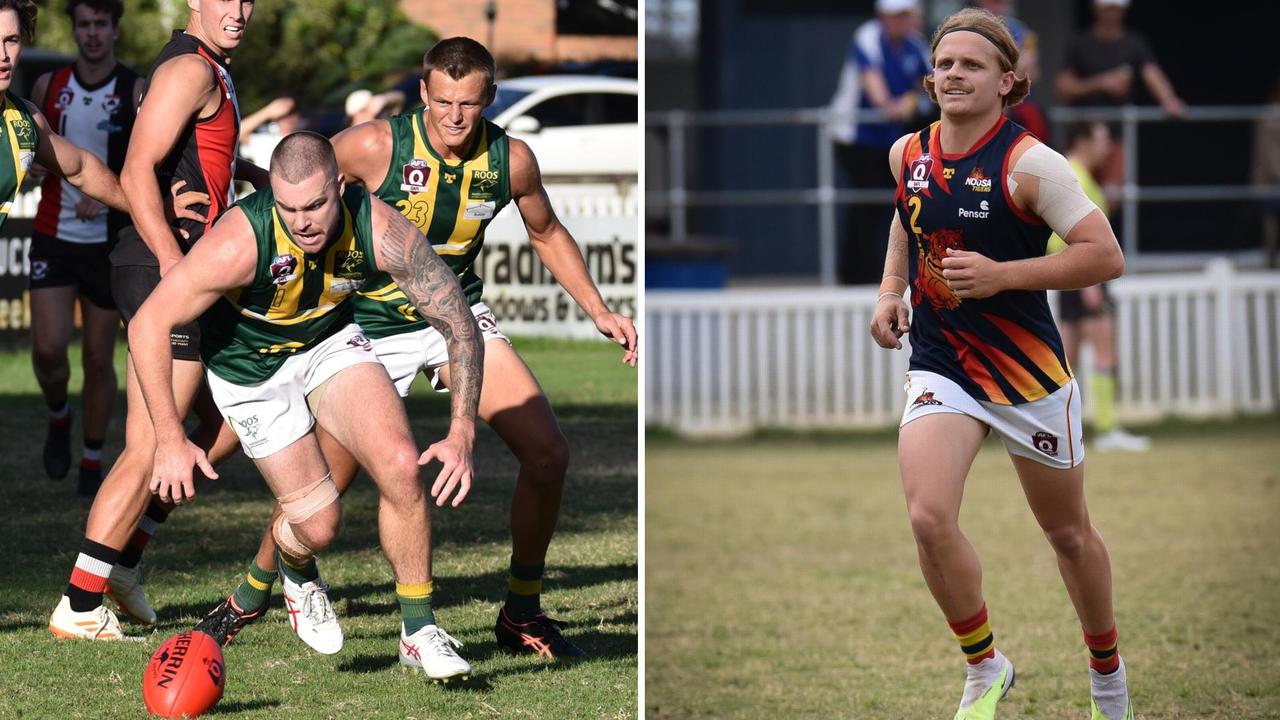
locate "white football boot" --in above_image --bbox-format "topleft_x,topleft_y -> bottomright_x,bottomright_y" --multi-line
1093,428 -> 1151,452
281,573 -> 344,655
48,595 -> 135,640
106,562 -> 157,625
399,623 -> 471,681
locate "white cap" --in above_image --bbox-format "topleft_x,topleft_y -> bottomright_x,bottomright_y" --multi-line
876,0 -> 919,13
345,89 -> 373,117
1096,0 -> 1130,6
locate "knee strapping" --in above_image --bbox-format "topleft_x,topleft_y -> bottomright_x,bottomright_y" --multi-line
276,473 -> 339,524
273,514 -> 313,559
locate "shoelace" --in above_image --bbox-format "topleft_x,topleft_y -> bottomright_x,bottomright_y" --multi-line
300,582 -> 337,626
91,608 -> 118,639
421,627 -> 464,655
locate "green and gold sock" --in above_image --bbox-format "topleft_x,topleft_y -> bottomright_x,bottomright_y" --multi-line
397,581 -> 435,635
231,561 -> 278,611
277,552 -> 319,585
504,559 -> 545,621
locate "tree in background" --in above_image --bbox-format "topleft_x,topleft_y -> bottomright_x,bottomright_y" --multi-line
33,0 -> 435,112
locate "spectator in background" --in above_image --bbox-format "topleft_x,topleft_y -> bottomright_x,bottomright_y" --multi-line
829,0 -> 930,284
974,0 -> 1049,141
345,88 -> 406,127
1047,121 -> 1150,452
239,96 -> 302,171
1252,76 -> 1280,269
1056,0 -> 1186,188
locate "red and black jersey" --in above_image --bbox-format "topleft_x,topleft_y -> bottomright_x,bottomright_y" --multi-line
34,62 -> 139,243
112,30 -> 239,265
895,116 -> 1072,406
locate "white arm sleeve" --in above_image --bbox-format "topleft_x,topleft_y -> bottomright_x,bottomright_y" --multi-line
1008,143 -> 1099,239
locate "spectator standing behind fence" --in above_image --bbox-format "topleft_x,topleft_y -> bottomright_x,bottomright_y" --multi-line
1055,0 -> 1186,189
829,0 -> 930,284
1251,77 -> 1280,269
1047,122 -> 1150,452
974,0 -> 1049,141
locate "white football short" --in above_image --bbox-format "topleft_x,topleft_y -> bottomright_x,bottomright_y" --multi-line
206,323 -> 382,459
372,301 -> 510,398
900,370 -> 1085,469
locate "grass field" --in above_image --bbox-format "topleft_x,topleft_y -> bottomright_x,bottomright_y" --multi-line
647,419 -> 1280,719
0,337 -> 637,719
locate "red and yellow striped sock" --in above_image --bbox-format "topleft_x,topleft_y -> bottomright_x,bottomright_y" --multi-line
1084,625 -> 1120,674
949,603 -> 996,664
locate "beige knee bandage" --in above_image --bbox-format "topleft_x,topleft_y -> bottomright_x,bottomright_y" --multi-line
277,473 -> 339,524
272,514 -> 313,560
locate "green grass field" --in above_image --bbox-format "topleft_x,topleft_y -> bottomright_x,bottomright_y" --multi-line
0,337 -> 636,719
647,419 -> 1280,719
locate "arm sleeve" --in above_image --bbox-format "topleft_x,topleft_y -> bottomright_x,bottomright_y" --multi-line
1012,143 -> 1099,239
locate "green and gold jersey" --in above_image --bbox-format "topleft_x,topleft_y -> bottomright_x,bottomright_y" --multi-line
354,113 -> 512,339
0,92 -> 40,229
199,185 -> 379,384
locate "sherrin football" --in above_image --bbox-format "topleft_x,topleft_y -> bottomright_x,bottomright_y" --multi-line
142,630 -> 225,718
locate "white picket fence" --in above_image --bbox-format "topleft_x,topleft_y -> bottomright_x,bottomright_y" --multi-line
646,261 -> 1280,435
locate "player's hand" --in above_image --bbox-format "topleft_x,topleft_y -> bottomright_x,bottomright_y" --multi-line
593,311 -> 638,367
73,195 -> 106,221
419,432 -> 474,508
941,248 -> 1007,300
169,179 -> 210,226
150,438 -> 219,505
870,295 -> 911,349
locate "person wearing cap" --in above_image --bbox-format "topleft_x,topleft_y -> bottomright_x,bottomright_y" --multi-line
829,0 -> 931,284
1056,0 -> 1186,187
345,88 -> 406,127
869,7 -> 1134,720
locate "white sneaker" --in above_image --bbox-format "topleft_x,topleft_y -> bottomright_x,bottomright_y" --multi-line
106,562 -> 157,625
281,574 -> 343,655
48,595 -> 134,640
399,624 -> 471,681
1090,658 -> 1133,720
1093,428 -> 1151,452
955,649 -> 1015,719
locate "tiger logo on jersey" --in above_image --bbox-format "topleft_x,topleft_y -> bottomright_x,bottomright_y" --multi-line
914,228 -> 964,312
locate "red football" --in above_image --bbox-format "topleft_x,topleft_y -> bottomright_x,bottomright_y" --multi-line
142,631 -> 225,718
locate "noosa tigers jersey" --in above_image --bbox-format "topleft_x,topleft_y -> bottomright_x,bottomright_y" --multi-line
895,117 -> 1072,405
353,113 -> 512,339
199,186 -> 378,384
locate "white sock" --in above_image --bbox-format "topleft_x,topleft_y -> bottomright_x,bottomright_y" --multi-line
1090,658 -> 1129,719
960,649 -> 1008,709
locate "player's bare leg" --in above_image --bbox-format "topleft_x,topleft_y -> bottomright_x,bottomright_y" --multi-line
77,295 -> 121,496
30,285 -> 78,481
1012,455 -> 1130,718
440,340 -> 579,658
50,355 -> 208,638
312,361 -> 470,679
900,413 -> 1013,717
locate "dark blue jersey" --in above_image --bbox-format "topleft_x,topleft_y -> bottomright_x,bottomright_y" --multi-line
894,116 -> 1072,405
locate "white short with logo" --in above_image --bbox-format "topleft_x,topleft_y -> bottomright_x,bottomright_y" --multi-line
206,324 -> 381,459
372,302 -> 510,398
900,370 -> 1085,469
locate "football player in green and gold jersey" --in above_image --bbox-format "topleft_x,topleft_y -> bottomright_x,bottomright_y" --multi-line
194,37 -> 636,660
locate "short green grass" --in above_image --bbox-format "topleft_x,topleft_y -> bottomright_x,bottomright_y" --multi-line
0,337 -> 637,719
646,418 -> 1280,719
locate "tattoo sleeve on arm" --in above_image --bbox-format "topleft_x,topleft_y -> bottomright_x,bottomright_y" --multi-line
379,212 -> 484,423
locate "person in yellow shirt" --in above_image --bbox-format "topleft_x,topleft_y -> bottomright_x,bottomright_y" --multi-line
1047,121 -> 1149,451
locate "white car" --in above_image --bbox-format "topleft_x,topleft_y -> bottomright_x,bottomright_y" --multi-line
485,75 -> 638,177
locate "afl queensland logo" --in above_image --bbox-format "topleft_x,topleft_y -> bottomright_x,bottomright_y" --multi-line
54,87 -> 74,111
401,159 -> 431,193
907,153 -> 933,193
269,254 -> 298,285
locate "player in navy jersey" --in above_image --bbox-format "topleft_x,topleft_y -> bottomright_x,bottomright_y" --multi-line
28,0 -> 142,496
868,9 -> 1131,720
49,0 -> 267,642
